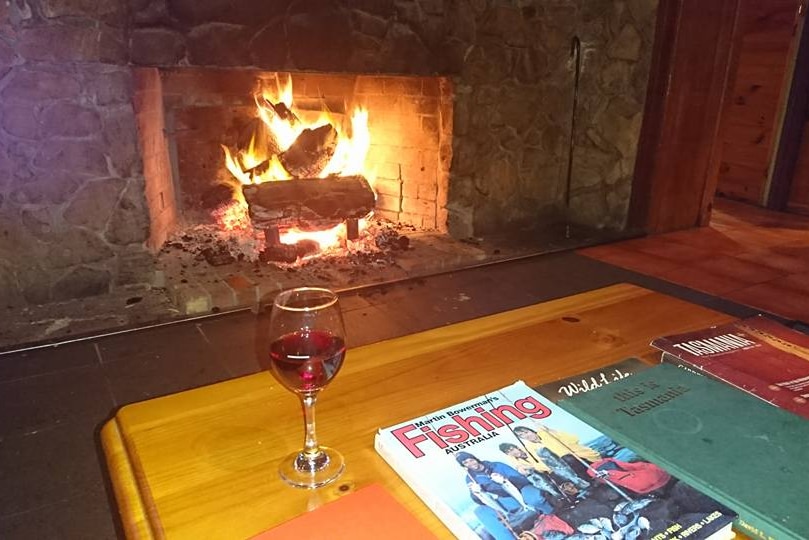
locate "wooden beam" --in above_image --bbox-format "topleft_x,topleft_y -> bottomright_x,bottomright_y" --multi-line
629,0 -> 744,233
767,3 -> 808,210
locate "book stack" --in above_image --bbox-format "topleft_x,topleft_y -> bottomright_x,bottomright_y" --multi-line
375,315 -> 809,540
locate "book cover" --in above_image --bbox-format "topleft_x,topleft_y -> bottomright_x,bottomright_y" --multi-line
250,484 -> 438,539
535,358 -> 649,403
375,381 -> 735,540
651,315 -> 809,419
560,363 -> 809,540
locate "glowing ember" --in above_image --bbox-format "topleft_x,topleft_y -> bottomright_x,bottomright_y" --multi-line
212,198 -> 251,231
280,223 -> 346,253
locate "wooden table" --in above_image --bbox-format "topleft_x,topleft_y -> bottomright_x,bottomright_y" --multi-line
101,283 -> 736,539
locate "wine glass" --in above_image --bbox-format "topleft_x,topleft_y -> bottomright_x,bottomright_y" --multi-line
267,287 -> 347,488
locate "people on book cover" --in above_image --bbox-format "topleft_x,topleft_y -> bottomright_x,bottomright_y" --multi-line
456,451 -> 554,536
513,425 -> 601,482
498,443 -> 566,499
452,423 -> 734,540
376,382 -> 736,540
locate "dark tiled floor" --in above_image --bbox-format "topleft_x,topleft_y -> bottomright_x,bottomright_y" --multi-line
0,251 -> 763,539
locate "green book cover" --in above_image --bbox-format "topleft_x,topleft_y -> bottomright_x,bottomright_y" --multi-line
559,363 -> 809,540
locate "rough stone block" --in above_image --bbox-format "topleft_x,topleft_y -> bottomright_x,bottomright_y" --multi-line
10,171 -> 84,206
64,177 -> 125,230
130,28 -> 185,65
1,100 -> 38,140
40,103 -> 102,138
33,140 -> 109,176
52,266 -> 111,302
1,68 -> 82,101
102,105 -> 141,177
106,179 -> 150,245
166,0 -> 278,26
18,25 -> 102,63
187,23 -> 250,67
87,69 -> 133,105
47,228 -> 114,268
114,246 -> 155,286
40,0 -> 124,21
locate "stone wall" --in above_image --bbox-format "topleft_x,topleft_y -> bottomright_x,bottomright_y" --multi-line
0,0 -> 657,307
0,0 -> 150,307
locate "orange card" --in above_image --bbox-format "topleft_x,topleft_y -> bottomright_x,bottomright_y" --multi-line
251,484 -> 438,539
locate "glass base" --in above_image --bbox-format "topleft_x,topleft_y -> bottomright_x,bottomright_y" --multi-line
279,446 -> 345,489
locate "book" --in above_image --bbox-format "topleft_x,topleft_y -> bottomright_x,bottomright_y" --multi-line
535,358 -> 650,403
375,380 -> 736,540
559,363 -> 809,540
651,315 -> 809,419
250,483 -> 438,539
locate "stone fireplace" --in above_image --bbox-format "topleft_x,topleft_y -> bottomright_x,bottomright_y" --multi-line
0,0 -> 657,315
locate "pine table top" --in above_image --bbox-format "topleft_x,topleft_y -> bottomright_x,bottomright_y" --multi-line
101,283 -> 736,539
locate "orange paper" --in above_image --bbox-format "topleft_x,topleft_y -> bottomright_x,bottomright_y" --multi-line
251,484 -> 438,539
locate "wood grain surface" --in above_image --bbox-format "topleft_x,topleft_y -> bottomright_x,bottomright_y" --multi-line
101,283 -> 737,539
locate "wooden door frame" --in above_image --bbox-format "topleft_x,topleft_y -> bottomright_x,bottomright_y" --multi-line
767,2 -> 809,210
628,0 -> 744,233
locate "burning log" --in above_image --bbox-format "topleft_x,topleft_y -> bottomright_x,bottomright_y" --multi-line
260,96 -> 300,126
237,117 -> 279,157
279,124 -> 338,178
242,175 -> 375,229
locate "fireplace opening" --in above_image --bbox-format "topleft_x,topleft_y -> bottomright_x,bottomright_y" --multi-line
134,68 -> 478,313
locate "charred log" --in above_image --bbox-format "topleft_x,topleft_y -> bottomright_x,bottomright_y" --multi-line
259,96 -> 300,126
279,124 -> 337,178
259,243 -> 298,264
258,239 -> 321,263
242,175 -> 375,228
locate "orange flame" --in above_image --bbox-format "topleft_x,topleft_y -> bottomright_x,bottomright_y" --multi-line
217,76 -> 373,259
223,76 -> 370,184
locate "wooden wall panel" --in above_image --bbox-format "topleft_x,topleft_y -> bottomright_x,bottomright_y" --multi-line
715,0 -> 800,203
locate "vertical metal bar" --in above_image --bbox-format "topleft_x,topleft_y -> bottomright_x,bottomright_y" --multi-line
565,36 -> 582,239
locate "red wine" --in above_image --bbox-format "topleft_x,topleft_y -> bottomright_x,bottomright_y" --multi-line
269,330 -> 346,392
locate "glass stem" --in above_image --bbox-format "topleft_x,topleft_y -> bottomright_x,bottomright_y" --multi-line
300,392 -> 321,459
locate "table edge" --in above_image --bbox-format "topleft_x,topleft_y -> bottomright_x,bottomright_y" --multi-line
101,418 -> 158,540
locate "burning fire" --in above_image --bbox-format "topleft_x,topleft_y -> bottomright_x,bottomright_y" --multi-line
218,76 -> 374,259
222,77 -> 371,185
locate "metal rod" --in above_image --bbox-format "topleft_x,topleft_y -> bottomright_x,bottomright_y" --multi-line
565,35 -> 582,240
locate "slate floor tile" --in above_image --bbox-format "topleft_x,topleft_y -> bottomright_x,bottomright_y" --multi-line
0,340 -> 99,383
95,321 -> 209,364
0,420 -> 107,517
0,366 -> 114,438
101,347 -> 231,405
0,486 -> 118,540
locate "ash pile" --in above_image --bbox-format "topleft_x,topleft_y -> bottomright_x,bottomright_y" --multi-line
159,216 -> 416,270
